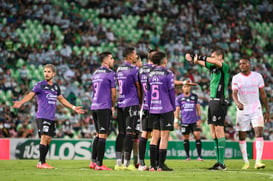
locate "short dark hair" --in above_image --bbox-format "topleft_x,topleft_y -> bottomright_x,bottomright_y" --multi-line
240,55 -> 250,61
211,48 -> 225,59
151,51 -> 166,65
122,47 -> 135,58
99,51 -> 112,63
148,49 -> 157,60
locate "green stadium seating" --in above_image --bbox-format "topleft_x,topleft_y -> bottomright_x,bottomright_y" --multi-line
16,58 -> 25,68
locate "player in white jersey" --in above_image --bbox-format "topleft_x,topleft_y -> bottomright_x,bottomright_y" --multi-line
232,58 -> 270,170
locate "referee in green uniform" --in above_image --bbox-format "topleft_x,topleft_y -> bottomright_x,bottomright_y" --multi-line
185,49 -> 230,170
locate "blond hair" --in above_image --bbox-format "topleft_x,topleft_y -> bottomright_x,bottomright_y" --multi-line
44,64 -> 56,72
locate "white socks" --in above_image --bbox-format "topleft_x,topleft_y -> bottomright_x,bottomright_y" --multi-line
255,137 -> 264,163
239,140 -> 249,163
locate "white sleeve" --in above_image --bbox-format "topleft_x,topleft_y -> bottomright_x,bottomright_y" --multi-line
231,75 -> 239,90
257,73 -> 265,88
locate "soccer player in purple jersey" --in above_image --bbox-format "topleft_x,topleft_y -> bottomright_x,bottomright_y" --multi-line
147,51 -> 176,171
132,54 -> 143,169
89,52 -> 116,171
174,79 -> 203,161
13,64 -> 84,169
115,47 -> 142,170
137,49 -> 157,171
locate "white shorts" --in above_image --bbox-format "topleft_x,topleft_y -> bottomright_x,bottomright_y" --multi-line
236,109 -> 264,132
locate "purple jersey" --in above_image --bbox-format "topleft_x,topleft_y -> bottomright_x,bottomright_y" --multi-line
116,62 -> 139,108
147,66 -> 175,114
32,80 -> 61,121
91,66 -> 116,110
138,63 -> 154,110
175,93 -> 199,124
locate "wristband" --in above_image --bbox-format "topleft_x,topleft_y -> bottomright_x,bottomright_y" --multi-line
174,118 -> 179,123
72,106 -> 76,110
198,55 -> 207,62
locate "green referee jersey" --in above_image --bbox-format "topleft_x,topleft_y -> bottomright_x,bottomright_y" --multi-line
205,62 -> 230,99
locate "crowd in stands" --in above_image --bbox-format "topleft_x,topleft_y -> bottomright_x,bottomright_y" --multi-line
0,0 -> 272,140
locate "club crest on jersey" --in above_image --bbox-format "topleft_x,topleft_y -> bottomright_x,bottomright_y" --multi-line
152,76 -> 159,82
213,116 -> 217,122
141,75 -> 147,80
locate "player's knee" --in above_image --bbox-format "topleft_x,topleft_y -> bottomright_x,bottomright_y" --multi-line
255,132 -> 263,138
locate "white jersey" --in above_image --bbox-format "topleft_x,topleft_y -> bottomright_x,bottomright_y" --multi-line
231,71 -> 264,114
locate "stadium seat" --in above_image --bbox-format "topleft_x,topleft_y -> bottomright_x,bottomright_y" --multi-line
5,90 -> 12,102
11,68 -> 21,81
29,80 -> 36,89
16,58 -> 25,68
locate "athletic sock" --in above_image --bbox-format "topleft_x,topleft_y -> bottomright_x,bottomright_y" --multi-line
124,134 -> 134,153
213,138 -> 219,163
96,138 -> 106,166
124,134 -> 134,166
156,138 -> 161,166
133,139 -> 139,166
239,140 -> 248,163
255,137 -> 264,163
116,152 -> 122,166
46,144 -> 50,155
92,137 -> 99,163
183,140 -> 190,158
39,144 -> 47,164
115,134 -> 125,165
139,137 -> 147,166
196,140 -> 202,157
218,137 -> 226,164
150,144 -> 158,168
159,149 -> 167,167
124,152 -> 131,167
115,134 -> 125,152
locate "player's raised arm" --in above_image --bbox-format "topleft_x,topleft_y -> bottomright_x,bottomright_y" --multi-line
185,53 -> 223,68
57,95 -> 85,114
12,92 -> 35,109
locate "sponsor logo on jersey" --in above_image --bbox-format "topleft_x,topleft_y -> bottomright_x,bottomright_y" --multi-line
166,123 -> 172,127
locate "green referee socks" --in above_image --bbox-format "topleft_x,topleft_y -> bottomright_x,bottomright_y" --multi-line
213,138 -> 219,163
218,137 -> 226,164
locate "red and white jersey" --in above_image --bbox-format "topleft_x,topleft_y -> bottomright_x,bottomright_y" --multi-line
232,71 -> 264,114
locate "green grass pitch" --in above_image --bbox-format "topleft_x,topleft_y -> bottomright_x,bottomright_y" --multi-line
0,159 -> 272,181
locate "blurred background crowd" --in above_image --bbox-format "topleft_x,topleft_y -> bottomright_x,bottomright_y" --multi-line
0,0 -> 272,140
